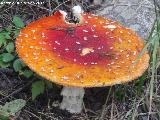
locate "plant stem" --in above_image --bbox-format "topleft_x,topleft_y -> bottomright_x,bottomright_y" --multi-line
60,86 -> 85,113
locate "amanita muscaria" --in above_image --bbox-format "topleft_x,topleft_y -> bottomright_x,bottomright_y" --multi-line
16,6 -> 149,113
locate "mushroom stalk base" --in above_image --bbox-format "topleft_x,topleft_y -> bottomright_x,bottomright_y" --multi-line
60,87 -> 85,113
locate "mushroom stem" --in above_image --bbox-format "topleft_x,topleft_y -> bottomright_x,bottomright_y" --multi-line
60,86 -> 85,113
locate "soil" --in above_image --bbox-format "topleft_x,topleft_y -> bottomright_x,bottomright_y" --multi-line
0,70 -> 111,120
1,69 -> 156,120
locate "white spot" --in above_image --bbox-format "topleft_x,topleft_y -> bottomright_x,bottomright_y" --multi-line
39,42 -> 43,44
91,62 -> 97,65
85,21 -> 88,23
115,80 -> 121,84
128,32 -> 131,35
118,38 -> 122,43
53,47 -> 56,50
65,48 -> 69,51
81,48 -> 94,56
83,37 -> 88,41
42,32 -> 45,35
110,21 -> 116,24
93,25 -> 96,27
132,61 -> 135,64
120,50 -> 124,52
93,80 -> 98,83
116,66 -> 121,68
128,40 -> 131,43
108,69 -> 111,72
55,41 -> 60,45
62,76 -> 69,80
110,47 -> 113,50
33,52 -> 37,55
91,14 -> 97,16
35,46 -> 40,50
84,63 -> 87,65
33,57 -> 38,60
50,69 -> 54,73
76,42 -> 81,44
120,31 -> 123,33
42,48 -> 46,51
121,61 -> 125,63
41,67 -> 45,71
30,46 -> 34,48
91,27 -> 95,31
114,72 -> 119,75
45,59 -> 50,62
25,34 -> 28,37
98,47 -> 101,50
103,25 -> 117,30
80,80 -> 84,83
106,32 -> 109,34
75,73 -> 82,79
126,54 -> 129,58
73,59 -> 77,62
133,51 -> 137,55
115,57 -> 118,59
25,54 -> 28,57
42,42 -> 47,45
31,30 -> 36,33
111,62 -> 114,65
93,35 -> 98,38
33,36 -> 36,39
88,16 -> 92,18
42,33 -> 45,38
105,22 -> 110,25
100,21 -> 104,24
53,76 -> 57,80
83,30 -> 88,32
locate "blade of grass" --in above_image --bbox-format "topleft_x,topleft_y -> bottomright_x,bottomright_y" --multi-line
148,0 -> 159,119
133,20 -> 156,66
148,37 -> 158,120
99,87 -> 112,120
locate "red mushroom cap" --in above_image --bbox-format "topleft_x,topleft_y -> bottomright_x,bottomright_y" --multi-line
16,11 -> 149,87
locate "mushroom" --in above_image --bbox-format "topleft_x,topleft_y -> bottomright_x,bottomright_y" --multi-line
16,6 -> 149,113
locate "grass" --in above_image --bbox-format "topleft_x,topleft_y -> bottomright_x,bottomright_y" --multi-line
125,1 -> 160,119
146,1 -> 159,119
0,0 -> 160,120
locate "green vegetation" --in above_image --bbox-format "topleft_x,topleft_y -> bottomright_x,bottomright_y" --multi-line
0,15 -> 54,119
0,99 -> 26,120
